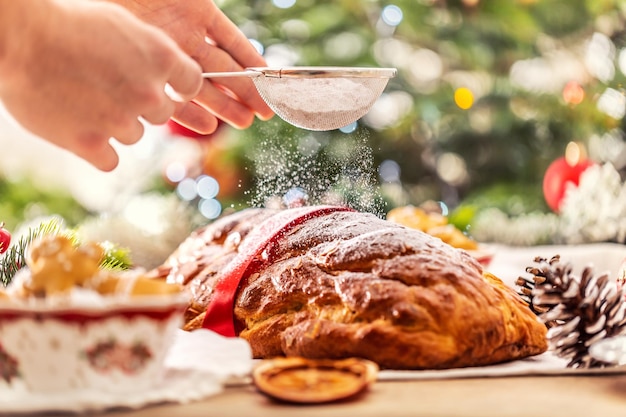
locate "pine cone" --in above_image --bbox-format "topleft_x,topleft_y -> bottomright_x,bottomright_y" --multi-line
524,255 -> 626,368
515,255 -> 563,328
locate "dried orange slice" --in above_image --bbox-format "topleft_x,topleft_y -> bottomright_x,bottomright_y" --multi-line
252,357 -> 378,404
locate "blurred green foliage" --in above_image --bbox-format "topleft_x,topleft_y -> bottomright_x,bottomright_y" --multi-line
4,0 -> 626,232
0,178 -> 88,231
219,0 -> 626,217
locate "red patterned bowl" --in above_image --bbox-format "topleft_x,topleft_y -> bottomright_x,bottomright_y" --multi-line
0,293 -> 187,394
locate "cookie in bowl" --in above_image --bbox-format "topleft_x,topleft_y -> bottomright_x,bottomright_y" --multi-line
0,235 -> 187,394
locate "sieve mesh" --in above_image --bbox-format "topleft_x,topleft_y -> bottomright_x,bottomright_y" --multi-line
202,67 -> 397,131
252,76 -> 390,131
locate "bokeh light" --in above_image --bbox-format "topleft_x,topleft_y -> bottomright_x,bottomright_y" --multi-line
198,198 -> 222,219
248,38 -> 264,55
510,58 -> 556,93
565,141 -> 586,165
509,50 -> 584,95
454,87 -> 474,110
165,161 -> 187,183
280,19 -> 310,42
408,48 -> 443,88
197,175 -> 220,199
123,197 -> 168,235
176,178 -> 198,201
436,153 -> 468,186
372,38 -> 413,70
381,5 -> 403,27
263,44 -> 299,66
562,81 -> 585,105
379,159 -> 401,183
283,187 -> 309,208
618,48 -> 626,76
363,91 -> 413,130
597,88 -> 626,119
339,122 -> 358,134
272,0 -> 296,9
324,32 -> 365,61
585,32 -> 615,83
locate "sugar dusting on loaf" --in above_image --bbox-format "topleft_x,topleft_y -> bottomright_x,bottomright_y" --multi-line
151,207 -> 548,370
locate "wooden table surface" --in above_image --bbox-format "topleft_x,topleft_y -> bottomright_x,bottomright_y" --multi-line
105,374 -> 626,417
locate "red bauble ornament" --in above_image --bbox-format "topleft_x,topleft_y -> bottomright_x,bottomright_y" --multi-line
0,222 -> 11,254
542,156 -> 595,212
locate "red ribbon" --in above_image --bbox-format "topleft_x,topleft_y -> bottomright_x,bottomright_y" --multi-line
202,205 -> 354,337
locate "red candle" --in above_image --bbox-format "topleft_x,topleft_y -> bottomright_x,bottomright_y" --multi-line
542,142 -> 594,213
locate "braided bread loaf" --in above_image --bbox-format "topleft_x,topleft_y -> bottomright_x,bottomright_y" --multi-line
152,207 -> 547,369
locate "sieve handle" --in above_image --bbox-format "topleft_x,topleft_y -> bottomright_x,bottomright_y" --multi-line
202,70 -> 263,78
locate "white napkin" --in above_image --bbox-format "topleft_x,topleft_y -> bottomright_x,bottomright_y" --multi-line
164,329 -> 254,384
0,329 -> 253,414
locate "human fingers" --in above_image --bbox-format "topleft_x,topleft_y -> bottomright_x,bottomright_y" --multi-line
110,117 -> 145,146
165,42 -> 203,102
172,101 -> 219,134
193,81 -> 258,129
71,133 -> 121,172
141,92 -> 177,126
195,44 -> 274,122
203,1 -> 267,69
201,2 -> 274,121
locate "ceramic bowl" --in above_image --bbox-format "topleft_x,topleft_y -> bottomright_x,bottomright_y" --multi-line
0,293 -> 187,393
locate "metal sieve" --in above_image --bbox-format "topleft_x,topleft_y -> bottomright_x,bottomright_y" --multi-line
202,67 -> 397,131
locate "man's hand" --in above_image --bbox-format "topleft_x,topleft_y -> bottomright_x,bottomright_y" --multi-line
104,0 -> 275,134
0,0 -> 203,171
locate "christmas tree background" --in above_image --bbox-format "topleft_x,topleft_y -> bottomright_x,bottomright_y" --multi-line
2,0 -> 626,267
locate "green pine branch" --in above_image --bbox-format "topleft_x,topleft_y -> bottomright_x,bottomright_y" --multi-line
0,218 -> 63,286
98,241 -> 133,272
0,219 -> 133,287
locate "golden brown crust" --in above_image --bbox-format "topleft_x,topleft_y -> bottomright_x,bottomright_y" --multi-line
157,208 -> 547,369
149,207 -> 278,324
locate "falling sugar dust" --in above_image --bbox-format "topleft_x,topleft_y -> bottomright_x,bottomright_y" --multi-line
244,120 -> 385,216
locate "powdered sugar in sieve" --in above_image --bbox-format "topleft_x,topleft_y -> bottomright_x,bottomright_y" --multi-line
202,67 -> 397,131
